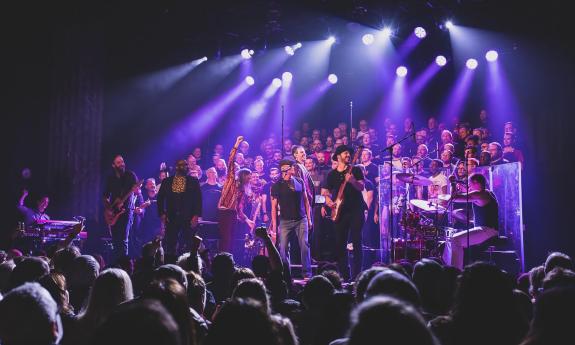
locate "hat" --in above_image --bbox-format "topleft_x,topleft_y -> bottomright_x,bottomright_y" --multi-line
331,145 -> 353,161
278,159 -> 294,168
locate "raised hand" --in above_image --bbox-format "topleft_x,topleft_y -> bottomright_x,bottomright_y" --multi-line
234,136 -> 244,148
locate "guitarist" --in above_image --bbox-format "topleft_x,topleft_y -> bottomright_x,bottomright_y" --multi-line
321,145 -> 366,281
157,159 -> 202,262
103,154 -> 140,261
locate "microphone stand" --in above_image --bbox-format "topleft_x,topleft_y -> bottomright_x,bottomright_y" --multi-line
380,131 -> 416,263
465,156 -> 471,267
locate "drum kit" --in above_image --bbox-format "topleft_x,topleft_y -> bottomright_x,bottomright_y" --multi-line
390,172 -> 472,261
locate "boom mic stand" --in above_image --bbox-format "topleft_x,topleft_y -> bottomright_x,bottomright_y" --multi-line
380,131 -> 416,263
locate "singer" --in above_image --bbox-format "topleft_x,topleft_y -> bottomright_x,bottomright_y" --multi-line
443,172 -> 499,269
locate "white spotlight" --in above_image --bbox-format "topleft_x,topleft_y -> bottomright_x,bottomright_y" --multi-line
282,72 -> 293,82
285,46 -> 295,56
241,49 -> 253,59
382,27 -> 393,38
466,58 -> 478,70
295,42 -> 302,49
327,36 -> 336,45
414,27 -> 427,39
272,78 -> 282,87
485,50 -> 499,62
362,33 -> 375,45
328,74 -> 338,84
445,21 -> 454,29
435,55 -> 447,67
396,66 -> 408,77
199,56 -> 208,63
245,76 -> 255,86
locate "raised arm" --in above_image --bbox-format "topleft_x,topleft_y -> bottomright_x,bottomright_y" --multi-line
451,190 -> 491,206
226,136 -> 244,181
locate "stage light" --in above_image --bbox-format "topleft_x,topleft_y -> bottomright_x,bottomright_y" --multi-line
327,36 -> 336,45
199,56 -> 208,63
414,27 -> 427,39
285,46 -> 295,56
396,66 -> 408,77
282,72 -> 293,82
241,49 -> 253,59
362,33 -> 375,45
382,27 -> 393,38
245,76 -> 255,86
295,42 -> 302,49
485,50 -> 498,62
435,55 -> 447,66
445,21 -> 454,29
466,58 -> 478,70
328,74 -> 338,84
272,78 -> 282,87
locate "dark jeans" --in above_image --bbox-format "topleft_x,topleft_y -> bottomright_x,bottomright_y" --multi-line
111,212 -> 133,262
163,216 -> 195,258
334,208 -> 365,281
218,209 -> 236,253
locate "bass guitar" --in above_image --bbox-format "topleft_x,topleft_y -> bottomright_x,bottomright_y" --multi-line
331,145 -> 363,222
104,179 -> 144,226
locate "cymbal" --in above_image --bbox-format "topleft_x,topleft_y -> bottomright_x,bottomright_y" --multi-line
198,220 -> 218,225
451,208 -> 474,223
410,199 -> 446,213
395,173 -> 433,186
437,194 -> 451,202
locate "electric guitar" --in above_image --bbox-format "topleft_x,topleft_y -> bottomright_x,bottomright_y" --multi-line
331,146 -> 363,222
104,179 -> 144,226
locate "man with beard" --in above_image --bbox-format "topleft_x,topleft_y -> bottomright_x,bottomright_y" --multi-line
157,159 -> 202,262
103,155 -> 140,261
322,145 -> 367,281
292,145 -> 315,210
261,167 -> 280,228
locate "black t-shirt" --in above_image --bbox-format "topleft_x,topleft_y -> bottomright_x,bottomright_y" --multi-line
200,182 -> 222,221
323,167 -> 367,212
104,170 -> 138,208
270,177 -> 306,220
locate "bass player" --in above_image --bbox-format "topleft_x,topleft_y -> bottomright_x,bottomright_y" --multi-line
103,154 -> 140,262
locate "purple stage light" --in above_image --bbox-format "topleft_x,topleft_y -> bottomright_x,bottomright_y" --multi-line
285,46 -> 295,56
485,50 -> 498,62
362,33 -> 375,45
241,49 -> 253,59
245,76 -> 255,86
272,78 -> 282,87
466,58 -> 478,70
414,27 -> 426,39
282,72 -> 293,82
327,36 -> 336,45
295,42 -> 302,49
435,55 -> 447,66
328,74 -> 338,84
396,66 -> 408,77
445,21 -> 454,29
